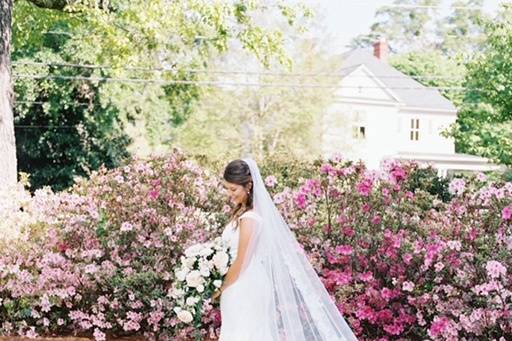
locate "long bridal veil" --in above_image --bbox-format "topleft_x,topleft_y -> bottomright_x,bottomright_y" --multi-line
241,158 -> 358,341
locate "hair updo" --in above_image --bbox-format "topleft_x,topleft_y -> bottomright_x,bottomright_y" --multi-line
223,159 -> 253,224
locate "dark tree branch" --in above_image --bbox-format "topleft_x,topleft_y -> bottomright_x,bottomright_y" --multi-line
26,0 -> 72,10
26,0 -> 113,11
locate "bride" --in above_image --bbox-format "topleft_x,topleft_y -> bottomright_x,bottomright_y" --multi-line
212,158 -> 358,341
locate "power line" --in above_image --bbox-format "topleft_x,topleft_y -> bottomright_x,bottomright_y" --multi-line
12,73 -> 474,91
12,61 -> 465,80
381,4 -> 481,10
14,125 -> 78,129
15,100 -> 45,105
349,2 -> 488,10
14,100 -> 89,107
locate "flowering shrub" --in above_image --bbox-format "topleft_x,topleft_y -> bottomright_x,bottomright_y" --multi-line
1,151 -> 511,340
0,150 -> 227,340
274,158 -> 512,340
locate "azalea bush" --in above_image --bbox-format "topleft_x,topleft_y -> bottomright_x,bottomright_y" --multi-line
1,150 -> 511,340
0,150 -> 228,340
271,157 -> 512,340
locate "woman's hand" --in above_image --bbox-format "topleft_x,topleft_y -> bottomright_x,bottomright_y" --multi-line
212,289 -> 222,302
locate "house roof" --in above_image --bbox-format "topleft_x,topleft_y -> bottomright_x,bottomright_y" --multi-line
339,49 -> 457,112
393,152 -> 503,171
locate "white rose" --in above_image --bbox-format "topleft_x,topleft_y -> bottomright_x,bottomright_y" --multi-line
197,284 -> 205,293
185,270 -> 203,288
169,287 -> 185,298
175,268 -> 189,282
213,251 -> 229,270
213,280 -> 222,288
184,257 -> 196,269
200,247 -> 214,257
199,264 -> 210,277
186,296 -> 199,306
176,310 -> 194,323
184,244 -> 203,257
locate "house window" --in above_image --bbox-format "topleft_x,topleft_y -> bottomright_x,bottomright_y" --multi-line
353,126 -> 366,140
352,111 -> 366,140
410,118 -> 420,141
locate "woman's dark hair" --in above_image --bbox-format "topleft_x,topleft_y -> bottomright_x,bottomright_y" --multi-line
223,159 -> 253,224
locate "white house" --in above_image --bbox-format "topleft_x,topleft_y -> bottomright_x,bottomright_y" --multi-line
322,41 -> 501,176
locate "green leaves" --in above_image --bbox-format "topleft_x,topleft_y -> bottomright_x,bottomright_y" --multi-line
390,50 -> 466,104
12,0 -> 306,189
452,4 -> 512,166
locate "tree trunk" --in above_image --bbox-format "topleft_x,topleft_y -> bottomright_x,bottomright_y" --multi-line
0,0 -> 17,190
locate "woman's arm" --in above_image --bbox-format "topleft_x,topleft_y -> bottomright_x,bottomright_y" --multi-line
219,217 -> 257,292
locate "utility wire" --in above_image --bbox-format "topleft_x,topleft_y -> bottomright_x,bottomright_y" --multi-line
12,61 -> 465,80
12,73 -> 474,91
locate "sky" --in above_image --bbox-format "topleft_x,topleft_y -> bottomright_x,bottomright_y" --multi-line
311,0 -> 506,53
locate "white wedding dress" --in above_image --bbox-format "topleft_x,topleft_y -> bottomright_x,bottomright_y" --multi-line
220,210 -> 274,341
218,158 -> 358,341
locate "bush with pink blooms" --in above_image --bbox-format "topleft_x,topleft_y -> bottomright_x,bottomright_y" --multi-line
0,150 -> 227,340
1,150 -> 511,341
272,158 -> 512,340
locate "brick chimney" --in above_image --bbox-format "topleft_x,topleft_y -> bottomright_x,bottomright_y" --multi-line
373,38 -> 389,62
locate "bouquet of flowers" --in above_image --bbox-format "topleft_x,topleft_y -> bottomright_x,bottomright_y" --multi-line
169,237 -> 231,339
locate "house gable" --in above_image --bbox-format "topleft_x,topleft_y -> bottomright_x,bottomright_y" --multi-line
336,64 -> 402,105
339,49 -> 458,113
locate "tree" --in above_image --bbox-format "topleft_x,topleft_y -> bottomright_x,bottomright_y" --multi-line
437,0 -> 487,56
390,50 -> 466,105
0,0 -> 16,190
350,0 -> 487,57
1,0 -> 306,188
350,0 -> 441,52
449,4 -> 512,166
174,40 -> 339,161
14,50 -> 132,190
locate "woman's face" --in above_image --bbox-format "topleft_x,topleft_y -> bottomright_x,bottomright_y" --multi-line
223,180 -> 249,206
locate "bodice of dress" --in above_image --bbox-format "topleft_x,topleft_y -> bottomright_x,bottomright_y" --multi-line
221,210 -> 261,260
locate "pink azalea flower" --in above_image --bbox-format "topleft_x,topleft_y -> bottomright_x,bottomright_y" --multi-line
390,165 -> 407,183
402,281 -> 415,292
149,189 -> 160,200
264,175 -> 278,188
502,206 -> 512,221
294,192 -> 307,209
485,260 -> 507,279
336,245 -> 354,256
448,178 -> 466,196
93,328 -> 106,341
357,178 -> 374,196
429,316 -> 450,337
371,215 -> 382,225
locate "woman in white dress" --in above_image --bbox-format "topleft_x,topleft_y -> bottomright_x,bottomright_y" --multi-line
212,159 -> 357,341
